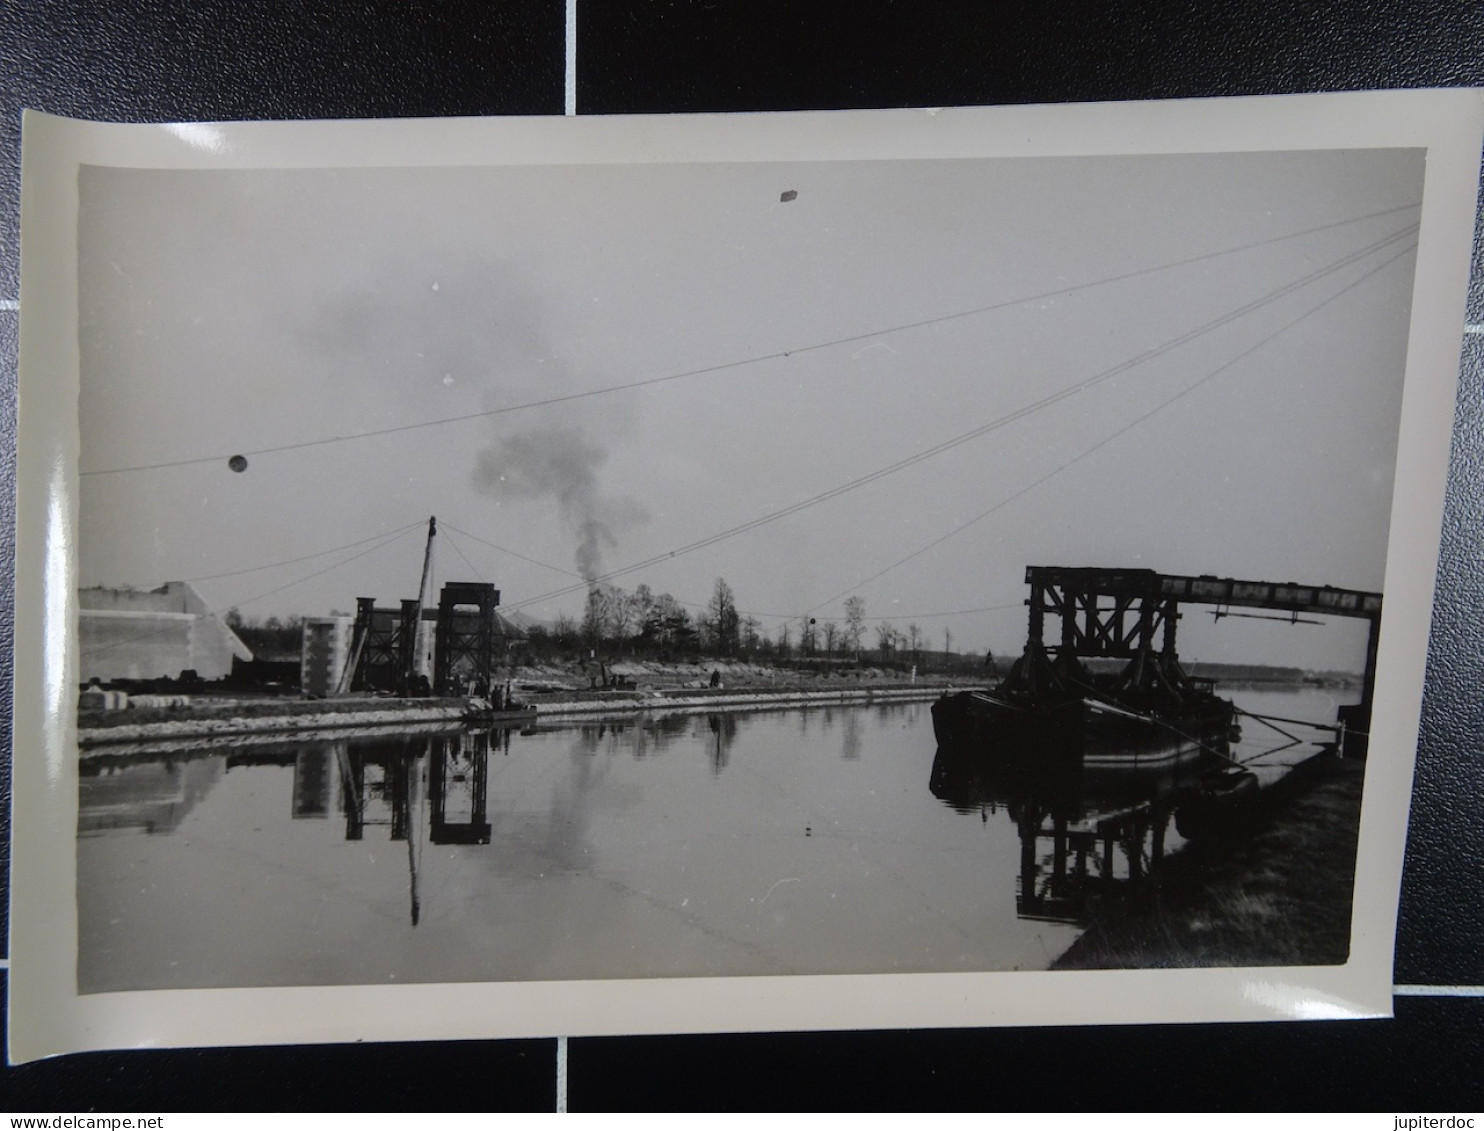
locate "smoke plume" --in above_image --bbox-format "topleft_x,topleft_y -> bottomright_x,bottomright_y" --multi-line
473,425 -> 648,581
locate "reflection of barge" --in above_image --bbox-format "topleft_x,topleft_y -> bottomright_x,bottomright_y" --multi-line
929,714 -> 1260,927
929,734 -> 1215,926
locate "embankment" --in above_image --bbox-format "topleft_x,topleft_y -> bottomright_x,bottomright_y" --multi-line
1053,755 -> 1364,969
77,661 -> 965,749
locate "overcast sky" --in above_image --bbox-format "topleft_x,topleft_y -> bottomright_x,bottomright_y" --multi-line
76,147 -> 1423,670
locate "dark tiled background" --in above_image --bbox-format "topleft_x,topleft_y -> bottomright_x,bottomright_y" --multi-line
1,0 -> 1481,1110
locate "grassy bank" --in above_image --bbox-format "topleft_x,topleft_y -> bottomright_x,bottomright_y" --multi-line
1054,756 -> 1364,969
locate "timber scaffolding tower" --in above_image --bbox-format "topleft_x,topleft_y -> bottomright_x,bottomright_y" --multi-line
348,581 -> 503,697
1005,566 -> 1383,758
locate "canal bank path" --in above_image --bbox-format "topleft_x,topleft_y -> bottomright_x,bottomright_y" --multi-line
75,681 -> 963,752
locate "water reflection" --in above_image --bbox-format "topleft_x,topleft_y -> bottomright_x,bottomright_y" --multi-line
75,693 -> 1345,992
706,713 -> 739,772
335,736 -> 418,842
427,733 -> 492,845
292,749 -> 333,819
841,710 -> 861,761
930,738 -> 1219,926
79,753 -> 224,837
85,705 -> 1169,939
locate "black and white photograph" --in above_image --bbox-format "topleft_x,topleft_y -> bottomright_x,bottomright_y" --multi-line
10,94 -> 1482,1059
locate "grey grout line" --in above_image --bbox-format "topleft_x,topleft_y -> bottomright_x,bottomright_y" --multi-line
1394,983 -> 1484,997
1466,323 -> 1484,334
556,1035 -> 569,1112
0,298 -> 17,311
565,0 -> 577,116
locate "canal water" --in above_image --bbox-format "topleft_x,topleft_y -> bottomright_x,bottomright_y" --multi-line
76,687 -> 1354,993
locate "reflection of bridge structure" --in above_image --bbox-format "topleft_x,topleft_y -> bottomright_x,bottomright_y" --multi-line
1022,567 -> 1382,756
427,733 -> 492,845
1013,797 -> 1178,924
930,740 -> 1218,927
327,731 -> 501,927
335,740 -> 416,842
331,732 -> 495,846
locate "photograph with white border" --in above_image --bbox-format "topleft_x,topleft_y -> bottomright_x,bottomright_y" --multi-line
10,91 -> 1482,1061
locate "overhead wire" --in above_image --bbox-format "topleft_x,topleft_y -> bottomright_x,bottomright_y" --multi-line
437,522 -> 718,615
796,237 -> 1421,621
80,202 -> 1421,478
827,602 -> 1024,624
438,521 -> 583,581
227,523 -> 425,609
183,520 -> 427,583
438,526 -> 492,585
504,221 -> 1418,613
439,519 -> 723,619
174,216 -> 1415,626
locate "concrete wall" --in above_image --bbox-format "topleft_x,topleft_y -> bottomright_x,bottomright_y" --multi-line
79,582 -> 252,683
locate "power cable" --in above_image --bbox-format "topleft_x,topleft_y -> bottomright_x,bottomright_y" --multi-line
438,522 -> 583,581
797,237 -> 1418,621
440,519 -> 727,622
227,523 -> 424,609
235,219 -> 1409,624
80,203 -> 1420,478
505,223 -> 1416,612
183,520 -> 427,583
439,526 -> 491,585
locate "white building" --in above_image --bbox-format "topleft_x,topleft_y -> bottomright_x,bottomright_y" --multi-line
79,581 -> 251,683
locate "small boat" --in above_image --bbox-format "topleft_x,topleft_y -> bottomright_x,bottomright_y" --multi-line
462,696 -> 536,725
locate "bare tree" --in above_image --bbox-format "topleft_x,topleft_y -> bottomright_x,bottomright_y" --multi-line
605,586 -> 638,645
632,583 -> 655,620
875,621 -> 896,660
741,615 -> 762,654
944,626 -> 953,658
552,612 -> 579,650
708,578 -> 741,656
843,596 -> 866,657
821,620 -> 839,657
622,584 -> 655,645
643,592 -> 693,657
582,587 -> 611,652
907,623 -> 922,661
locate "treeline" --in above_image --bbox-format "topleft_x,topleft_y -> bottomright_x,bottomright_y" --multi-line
522,578 -> 972,670
226,581 -> 986,671
525,580 -> 764,660
223,609 -> 304,660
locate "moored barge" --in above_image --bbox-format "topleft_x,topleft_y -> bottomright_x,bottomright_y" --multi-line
933,566 -> 1239,764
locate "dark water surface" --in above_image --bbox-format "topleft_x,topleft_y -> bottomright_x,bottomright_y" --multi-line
77,689 -> 1352,992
